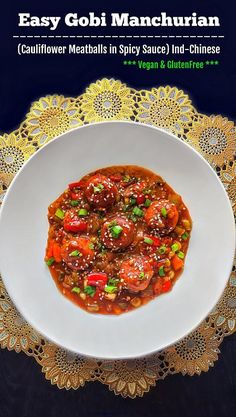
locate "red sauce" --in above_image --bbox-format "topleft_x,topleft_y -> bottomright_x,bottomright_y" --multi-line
45,166 -> 192,315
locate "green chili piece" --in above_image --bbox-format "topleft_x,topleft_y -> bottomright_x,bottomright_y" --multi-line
55,208 -> 65,219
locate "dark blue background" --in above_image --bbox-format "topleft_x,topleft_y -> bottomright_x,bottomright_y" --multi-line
0,0 -> 236,132
0,1 -> 236,416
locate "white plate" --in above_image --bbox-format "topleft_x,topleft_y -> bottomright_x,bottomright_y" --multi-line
0,122 -> 235,359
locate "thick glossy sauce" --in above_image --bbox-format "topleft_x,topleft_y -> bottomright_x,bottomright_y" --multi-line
45,166 -> 192,315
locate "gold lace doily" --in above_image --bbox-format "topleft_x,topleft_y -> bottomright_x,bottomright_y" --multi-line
0,78 -> 235,398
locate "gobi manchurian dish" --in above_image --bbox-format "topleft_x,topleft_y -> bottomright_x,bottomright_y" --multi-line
45,166 -> 192,314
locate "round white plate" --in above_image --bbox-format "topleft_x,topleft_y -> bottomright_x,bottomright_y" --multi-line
0,122 -> 235,359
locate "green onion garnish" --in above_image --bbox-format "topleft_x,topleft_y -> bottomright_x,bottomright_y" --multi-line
171,243 -> 179,253
144,237 -> 154,245
93,183 -> 104,193
133,206 -> 144,217
70,200 -> 79,207
161,207 -> 167,218
69,250 -> 81,257
159,245 -> 167,255
123,205 -> 130,212
110,225 -> 123,238
78,208 -> 88,217
55,208 -> 65,219
144,199 -> 151,207
142,188 -> 152,195
181,232 -> 189,240
130,198 -> 136,205
108,278 -> 119,286
84,286 -> 96,297
71,287 -> 81,294
46,257 -> 54,266
104,285 -> 117,294
89,243 -> 94,250
130,214 -> 137,223
139,272 -> 145,279
158,266 -> 165,277
177,251 -> 185,259
123,175 -> 131,183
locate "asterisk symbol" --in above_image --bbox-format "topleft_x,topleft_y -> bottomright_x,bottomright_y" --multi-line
132,61 -> 136,65
215,61 -> 219,65
205,61 -> 209,65
210,60 -> 214,65
128,60 -> 132,65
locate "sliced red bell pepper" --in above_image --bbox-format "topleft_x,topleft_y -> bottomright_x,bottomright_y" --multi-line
68,180 -> 85,190
70,191 -> 83,200
64,220 -> 87,233
136,194 -> 146,205
162,280 -> 172,293
109,174 -> 122,182
46,240 -> 54,258
52,242 -> 62,262
172,255 -> 184,271
87,272 -> 108,290
144,235 -> 161,247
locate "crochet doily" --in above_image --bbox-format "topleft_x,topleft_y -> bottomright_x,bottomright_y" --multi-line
0,78 -> 235,398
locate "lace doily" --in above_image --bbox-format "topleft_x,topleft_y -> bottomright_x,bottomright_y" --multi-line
0,78 -> 235,398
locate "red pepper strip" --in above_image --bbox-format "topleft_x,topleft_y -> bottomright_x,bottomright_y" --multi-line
52,242 -> 62,262
93,289 -> 102,301
110,174 -> 122,182
136,194 -> 146,205
68,180 -> 85,190
46,240 -> 54,258
162,280 -> 172,293
152,236 -> 161,246
172,255 -> 184,271
145,235 -> 161,247
71,191 -> 83,200
87,272 -> 108,290
64,220 -> 87,233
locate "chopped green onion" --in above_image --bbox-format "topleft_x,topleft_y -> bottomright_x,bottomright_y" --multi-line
93,183 -> 104,193
69,250 -> 81,257
159,245 -> 167,255
158,266 -> 165,277
181,232 -> 189,240
142,188 -> 152,195
144,198 -> 151,207
133,206 -> 144,217
84,286 -> 96,297
46,257 -> 54,266
55,208 -> 65,219
130,214 -> 137,223
123,205 -> 130,212
144,237 -> 154,245
161,207 -> 167,218
171,243 -> 179,253
104,285 -> 117,293
71,287 -> 81,294
130,198 -> 136,205
108,278 -> 119,285
177,251 -> 185,259
110,225 -> 123,238
70,200 -> 79,207
123,175 -> 131,183
89,243 -> 95,250
139,272 -> 145,279
78,208 -> 88,217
